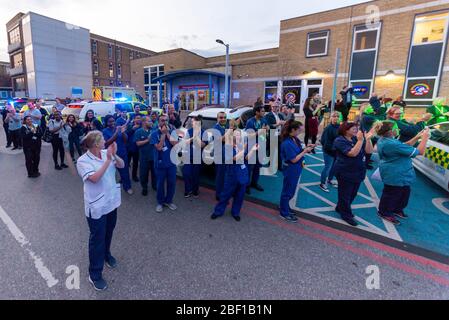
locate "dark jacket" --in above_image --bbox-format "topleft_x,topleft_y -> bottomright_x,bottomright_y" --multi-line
320,123 -> 340,156
340,88 -> 354,106
21,125 -> 42,149
68,123 -> 83,140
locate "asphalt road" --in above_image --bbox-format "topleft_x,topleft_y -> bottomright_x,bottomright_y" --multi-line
1,130 -> 449,300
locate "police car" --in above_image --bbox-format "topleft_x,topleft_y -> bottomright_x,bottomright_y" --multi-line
413,122 -> 449,192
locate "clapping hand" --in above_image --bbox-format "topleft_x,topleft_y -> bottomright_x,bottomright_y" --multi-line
107,143 -> 117,160
357,130 -> 365,141
422,128 -> 430,140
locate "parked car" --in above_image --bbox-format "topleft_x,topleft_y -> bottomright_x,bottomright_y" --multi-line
61,102 -> 88,120
413,122 -> 449,192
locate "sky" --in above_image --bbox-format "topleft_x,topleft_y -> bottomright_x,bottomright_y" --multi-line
0,0 -> 370,61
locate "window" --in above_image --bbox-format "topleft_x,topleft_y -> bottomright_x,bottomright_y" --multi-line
93,60 -> 99,76
115,103 -> 133,113
430,123 -> 449,146
94,78 -> 99,87
413,13 -> 448,45
136,52 -> 141,59
116,47 -> 122,61
354,29 -> 378,51
129,50 -> 134,60
109,62 -> 114,78
13,77 -> 25,91
307,31 -> 329,57
8,27 -> 21,45
108,44 -> 113,60
117,64 -> 122,79
144,65 -> 164,86
110,80 -> 114,86
282,81 -> 301,105
12,53 -> 23,68
92,40 -> 97,55
264,81 -> 278,102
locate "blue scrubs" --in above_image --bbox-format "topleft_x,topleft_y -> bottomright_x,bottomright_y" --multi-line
245,117 -> 268,187
182,128 -> 207,195
103,127 -> 131,191
280,137 -> 304,217
213,123 -> 228,200
150,129 -> 178,205
213,145 -> 249,217
333,136 -> 366,220
135,127 -> 157,192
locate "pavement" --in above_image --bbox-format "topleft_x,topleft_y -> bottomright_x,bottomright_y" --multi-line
1,130 -> 449,300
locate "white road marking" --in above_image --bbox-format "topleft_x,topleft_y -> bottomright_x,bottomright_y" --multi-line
433,198 -> 449,216
0,206 -> 59,288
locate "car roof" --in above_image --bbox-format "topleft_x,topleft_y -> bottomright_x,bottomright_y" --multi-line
187,106 -> 252,119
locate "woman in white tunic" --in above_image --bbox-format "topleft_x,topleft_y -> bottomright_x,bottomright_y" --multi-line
76,131 -> 125,291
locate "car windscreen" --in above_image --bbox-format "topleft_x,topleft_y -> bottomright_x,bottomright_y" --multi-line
430,123 -> 449,146
115,103 -> 133,113
184,117 -> 217,131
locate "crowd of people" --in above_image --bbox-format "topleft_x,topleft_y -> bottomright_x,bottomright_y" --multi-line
0,87 -> 432,291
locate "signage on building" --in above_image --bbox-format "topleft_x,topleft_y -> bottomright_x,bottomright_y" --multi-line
410,83 -> 430,96
179,84 -> 210,90
353,86 -> 369,97
72,87 -> 83,98
285,92 -> 296,103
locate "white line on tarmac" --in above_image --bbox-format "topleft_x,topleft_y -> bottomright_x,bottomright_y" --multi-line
0,205 -> 59,288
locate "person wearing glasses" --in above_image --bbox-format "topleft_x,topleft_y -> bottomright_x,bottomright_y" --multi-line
150,115 -> 180,213
387,106 -> 432,143
213,112 -> 229,201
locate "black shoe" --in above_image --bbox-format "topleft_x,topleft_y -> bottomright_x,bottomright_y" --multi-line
281,215 -> 298,223
12,147 -> 18,150
61,164 -> 69,169
184,192 -> 192,199
142,189 -> 148,197
233,216 -> 241,222
6,145 -> 11,148
193,192 -> 200,198
105,256 -> 117,269
378,212 -> 401,225
343,217 -> 358,227
395,212 -> 409,220
88,277 -> 108,291
55,165 -> 62,171
211,214 -> 219,220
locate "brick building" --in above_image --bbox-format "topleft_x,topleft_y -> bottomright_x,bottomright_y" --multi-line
0,61 -> 12,99
6,12 -> 154,98
131,0 -> 449,116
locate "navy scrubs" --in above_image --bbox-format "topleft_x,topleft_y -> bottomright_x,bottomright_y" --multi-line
182,128 -> 207,195
333,136 -> 366,220
150,129 -> 178,205
135,127 -> 157,192
213,123 -> 228,199
213,145 -> 249,217
279,137 -> 304,217
103,127 -> 131,191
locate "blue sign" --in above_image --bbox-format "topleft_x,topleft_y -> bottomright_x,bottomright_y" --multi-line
353,86 -> 369,97
71,87 -> 83,96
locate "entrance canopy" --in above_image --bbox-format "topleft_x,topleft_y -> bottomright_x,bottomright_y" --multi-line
152,69 -> 225,83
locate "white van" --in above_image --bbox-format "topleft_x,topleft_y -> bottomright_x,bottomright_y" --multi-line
79,101 -> 134,121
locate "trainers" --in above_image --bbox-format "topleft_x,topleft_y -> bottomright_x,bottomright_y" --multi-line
233,216 -> 241,222
142,189 -> 148,197
184,192 -> 192,198
328,180 -> 338,188
280,215 -> 298,223
211,214 -> 220,220
378,212 -> 401,225
164,203 -> 177,211
320,184 -> 330,193
105,256 -> 117,269
395,212 -> 409,220
55,165 -> 62,171
127,189 -> 134,195
61,164 -> 69,169
343,217 -> 358,227
88,277 -> 108,291
156,205 -> 163,213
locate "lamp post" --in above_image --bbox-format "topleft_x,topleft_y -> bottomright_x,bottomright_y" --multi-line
216,39 -> 230,108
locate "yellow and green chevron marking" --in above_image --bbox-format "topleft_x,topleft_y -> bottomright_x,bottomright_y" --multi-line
425,146 -> 449,170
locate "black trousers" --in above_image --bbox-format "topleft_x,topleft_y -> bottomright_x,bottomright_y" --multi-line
140,158 -> 157,191
3,124 -> 12,146
379,185 -> 411,218
304,119 -> 317,147
86,210 -> 117,281
128,151 -> 139,180
51,137 -> 65,166
342,104 -> 351,122
9,129 -> 21,148
336,176 -> 362,220
23,145 -> 41,176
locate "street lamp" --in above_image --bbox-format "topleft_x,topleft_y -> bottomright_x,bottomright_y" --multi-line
216,39 -> 230,108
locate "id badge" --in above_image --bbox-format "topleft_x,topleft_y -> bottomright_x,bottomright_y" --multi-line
162,146 -> 168,152
241,165 -> 246,170
32,136 -> 37,140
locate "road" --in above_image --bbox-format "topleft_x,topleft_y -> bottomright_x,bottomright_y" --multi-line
1,130 -> 449,299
